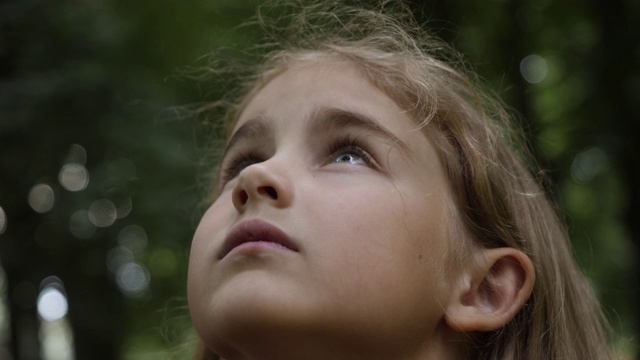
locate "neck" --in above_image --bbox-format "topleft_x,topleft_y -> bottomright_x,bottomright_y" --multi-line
208,321 -> 468,360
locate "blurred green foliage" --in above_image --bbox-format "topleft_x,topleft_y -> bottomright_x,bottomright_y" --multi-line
0,0 -> 638,359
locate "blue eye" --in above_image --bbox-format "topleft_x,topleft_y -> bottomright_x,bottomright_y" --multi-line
326,136 -> 377,168
332,150 -> 367,165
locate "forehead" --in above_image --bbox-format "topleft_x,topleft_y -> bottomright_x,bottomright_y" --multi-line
234,59 -> 416,136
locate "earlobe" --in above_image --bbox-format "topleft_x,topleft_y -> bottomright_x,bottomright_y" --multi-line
444,247 -> 535,332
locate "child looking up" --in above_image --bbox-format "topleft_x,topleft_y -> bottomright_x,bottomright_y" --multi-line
187,2 -> 612,359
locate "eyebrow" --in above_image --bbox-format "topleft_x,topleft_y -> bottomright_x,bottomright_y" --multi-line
223,116 -> 273,155
223,106 -> 409,156
310,107 -> 409,153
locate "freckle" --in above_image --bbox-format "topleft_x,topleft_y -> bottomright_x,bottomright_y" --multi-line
418,254 -> 423,260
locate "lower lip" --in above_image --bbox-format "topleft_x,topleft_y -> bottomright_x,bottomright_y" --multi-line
226,241 -> 293,257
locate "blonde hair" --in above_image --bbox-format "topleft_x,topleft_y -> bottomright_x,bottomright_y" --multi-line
194,1 -> 612,359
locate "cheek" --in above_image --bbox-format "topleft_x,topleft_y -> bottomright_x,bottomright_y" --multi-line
302,187 -> 453,330
320,186 -> 444,250
195,191 -> 238,240
306,185 -> 445,287
190,201 -> 228,260
187,198 -> 233,304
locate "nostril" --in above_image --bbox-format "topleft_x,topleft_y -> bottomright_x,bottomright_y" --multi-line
259,186 -> 278,200
238,190 -> 249,205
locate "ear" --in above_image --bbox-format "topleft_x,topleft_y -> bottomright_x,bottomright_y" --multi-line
444,247 -> 535,332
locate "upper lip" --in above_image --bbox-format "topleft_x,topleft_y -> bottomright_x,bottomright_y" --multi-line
218,219 -> 299,259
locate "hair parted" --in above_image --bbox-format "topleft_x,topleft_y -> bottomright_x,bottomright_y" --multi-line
193,1 -> 612,359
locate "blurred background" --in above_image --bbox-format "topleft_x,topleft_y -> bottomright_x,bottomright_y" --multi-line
0,0 -> 638,359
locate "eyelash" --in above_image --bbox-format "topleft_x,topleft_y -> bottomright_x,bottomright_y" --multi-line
219,135 -> 378,184
325,135 -> 377,168
220,152 -> 264,184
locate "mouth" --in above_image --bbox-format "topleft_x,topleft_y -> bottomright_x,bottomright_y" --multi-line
218,219 -> 299,259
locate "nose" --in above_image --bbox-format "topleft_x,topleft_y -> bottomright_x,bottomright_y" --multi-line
231,161 -> 293,213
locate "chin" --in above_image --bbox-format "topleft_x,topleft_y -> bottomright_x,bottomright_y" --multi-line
193,269 -> 320,337
193,284 -> 332,360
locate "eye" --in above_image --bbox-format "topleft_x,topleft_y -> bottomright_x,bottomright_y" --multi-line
326,136 -> 378,168
220,152 -> 264,183
332,148 -> 368,165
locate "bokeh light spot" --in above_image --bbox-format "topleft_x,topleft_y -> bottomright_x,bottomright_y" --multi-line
520,54 -> 548,84
0,267 -> 9,347
40,317 -> 75,360
106,246 -> 134,275
107,188 -> 132,219
69,210 -> 96,239
88,199 -> 117,227
59,164 -> 89,192
0,266 -> 11,359
0,267 -> 6,292
65,144 -> 87,165
118,225 -> 147,255
0,205 -> 6,234
28,184 -> 55,213
571,147 -> 608,184
37,287 -> 68,322
116,262 -> 150,298
115,196 -> 132,219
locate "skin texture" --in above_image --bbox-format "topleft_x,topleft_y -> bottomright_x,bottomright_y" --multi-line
188,60 -> 469,360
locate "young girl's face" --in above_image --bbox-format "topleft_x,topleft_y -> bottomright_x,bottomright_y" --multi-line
188,59 -> 461,358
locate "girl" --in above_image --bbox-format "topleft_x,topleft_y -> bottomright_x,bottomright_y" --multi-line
187,1 -> 612,359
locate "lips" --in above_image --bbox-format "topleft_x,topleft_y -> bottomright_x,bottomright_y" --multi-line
218,219 -> 298,259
